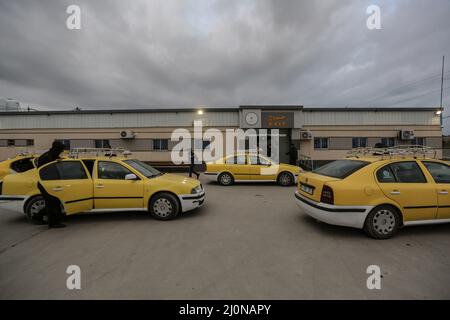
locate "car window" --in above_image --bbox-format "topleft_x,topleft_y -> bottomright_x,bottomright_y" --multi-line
40,161 -> 88,181
389,162 -> 427,183
248,155 -> 270,165
10,157 -> 35,173
225,155 -> 246,165
124,159 -> 160,178
258,156 -> 271,166
313,160 -> 369,179
248,155 -> 258,165
422,161 -> 450,184
376,165 -> 396,183
98,161 -> 133,180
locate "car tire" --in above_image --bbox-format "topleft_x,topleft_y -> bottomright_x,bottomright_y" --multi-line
149,193 -> 180,220
277,172 -> 294,186
218,172 -> 234,186
24,195 -> 47,224
364,205 -> 401,239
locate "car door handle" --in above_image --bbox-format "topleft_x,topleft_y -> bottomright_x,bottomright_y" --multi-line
439,190 -> 449,195
390,190 -> 401,195
95,185 -> 104,189
52,187 -> 63,191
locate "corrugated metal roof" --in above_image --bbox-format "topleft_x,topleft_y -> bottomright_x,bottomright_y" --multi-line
0,111 -> 239,129
303,110 -> 440,126
0,106 -> 439,116
0,106 -> 441,129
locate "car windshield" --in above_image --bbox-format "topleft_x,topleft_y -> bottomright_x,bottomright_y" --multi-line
313,160 -> 369,179
124,159 -> 162,178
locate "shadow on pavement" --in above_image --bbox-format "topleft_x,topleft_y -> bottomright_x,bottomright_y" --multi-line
297,213 -> 450,239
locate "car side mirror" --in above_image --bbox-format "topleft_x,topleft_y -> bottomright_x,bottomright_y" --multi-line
125,173 -> 138,180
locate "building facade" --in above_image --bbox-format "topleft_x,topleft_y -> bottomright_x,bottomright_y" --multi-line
0,106 -> 443,167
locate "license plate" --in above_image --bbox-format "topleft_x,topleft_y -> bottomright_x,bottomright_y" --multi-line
300,184 -> 314,195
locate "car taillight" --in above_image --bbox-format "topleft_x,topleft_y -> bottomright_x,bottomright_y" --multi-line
320,185 -> 334,205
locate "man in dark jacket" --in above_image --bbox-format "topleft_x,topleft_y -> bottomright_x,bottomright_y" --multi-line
36,140 -> 65,168
286,143 -> 298,166
36,140 -> 66,228
189,149 -> 200,179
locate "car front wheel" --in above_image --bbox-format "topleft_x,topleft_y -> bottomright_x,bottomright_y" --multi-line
218,172 -> 234,186
364,205 -> 401,239
149,193 -> 180,220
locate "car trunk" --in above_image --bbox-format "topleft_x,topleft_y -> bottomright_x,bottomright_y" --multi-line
297,172 -> 340,202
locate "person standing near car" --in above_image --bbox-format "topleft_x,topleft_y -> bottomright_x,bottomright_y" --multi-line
36,140 -> 66,228
189,149 -> 200,179
286,143 -> 298,166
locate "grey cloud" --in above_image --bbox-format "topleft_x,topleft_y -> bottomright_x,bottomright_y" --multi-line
0,0 -> 449,118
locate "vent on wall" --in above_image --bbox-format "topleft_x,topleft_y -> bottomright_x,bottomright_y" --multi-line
120,130 -> 136,139
399,130 -> 415,141
300,130 -> 313,140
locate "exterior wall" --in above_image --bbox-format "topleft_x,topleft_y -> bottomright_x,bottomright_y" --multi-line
297,124 -> 442,162
0,108 -> 443,163
0,127 -> 234,162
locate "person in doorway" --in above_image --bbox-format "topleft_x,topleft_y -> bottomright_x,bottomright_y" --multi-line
36,140 -> 66,228
286,143 -> 298,166
189,149 -> 200,179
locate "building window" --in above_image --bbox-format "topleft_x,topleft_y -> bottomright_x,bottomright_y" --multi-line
352,137 -> 368,148
95,139 -> 111,148
7,139 -> 15,146
314,138 -> 328,149
381,138 -> 395,147
14,140 -> 28,147
412,137 -> 425,146
27,139 -> 34,146
55,139 -> 71,150
153,139 -> 168,151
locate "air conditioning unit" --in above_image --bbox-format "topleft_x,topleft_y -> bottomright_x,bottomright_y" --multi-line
120,130 -> 136,139
300,130 -> 313,140
400,130 -> 415,140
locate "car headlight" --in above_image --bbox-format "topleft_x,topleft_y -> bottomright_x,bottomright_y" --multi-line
191,185 -> 203,194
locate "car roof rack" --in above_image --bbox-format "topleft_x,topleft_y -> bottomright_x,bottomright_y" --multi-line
347,145 -> 438,159
67,148 -> 132,158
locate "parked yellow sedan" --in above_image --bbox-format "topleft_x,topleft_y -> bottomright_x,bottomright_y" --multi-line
0,156 -> 205,222
0,154 -> 36,182
295,155 -> 450,239
205,153 -> 301,186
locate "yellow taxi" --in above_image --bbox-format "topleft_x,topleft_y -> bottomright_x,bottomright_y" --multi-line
295,147 -> 450,239
205,153 -> 301,186
0,154 -> 36,181
0,153 -> 205,222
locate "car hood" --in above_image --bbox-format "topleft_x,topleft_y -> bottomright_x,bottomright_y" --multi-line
152,173 -> 200,188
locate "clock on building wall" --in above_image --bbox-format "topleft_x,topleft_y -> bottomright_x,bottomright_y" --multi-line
245,112 -> 259,126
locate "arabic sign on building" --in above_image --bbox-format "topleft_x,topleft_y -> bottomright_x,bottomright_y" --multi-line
261,112 -> 294,128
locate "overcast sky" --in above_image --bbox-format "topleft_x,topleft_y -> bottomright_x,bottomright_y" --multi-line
1,1 -> 449,117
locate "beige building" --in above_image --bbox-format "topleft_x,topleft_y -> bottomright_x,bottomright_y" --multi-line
0,106 -> 443,168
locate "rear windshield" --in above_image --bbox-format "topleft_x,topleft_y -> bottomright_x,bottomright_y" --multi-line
313,160 -> 369,179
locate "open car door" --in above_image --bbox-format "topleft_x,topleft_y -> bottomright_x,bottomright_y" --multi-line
38,159 -> 93,215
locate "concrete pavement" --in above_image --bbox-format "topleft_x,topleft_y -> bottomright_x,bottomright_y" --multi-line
1,176 -> 450,299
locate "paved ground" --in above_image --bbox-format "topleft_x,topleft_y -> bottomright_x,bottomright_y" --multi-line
1,176 -> 450,299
